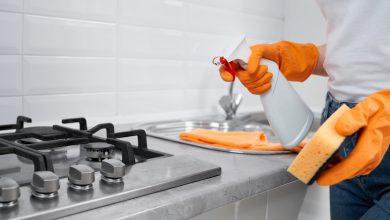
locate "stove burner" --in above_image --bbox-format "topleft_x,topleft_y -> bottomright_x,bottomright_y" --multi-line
83,143 -> 114,161
15,137 -> 43,145
15,138 -> 69,164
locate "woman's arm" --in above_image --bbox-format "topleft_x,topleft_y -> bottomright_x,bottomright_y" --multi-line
314,44 -> 328,76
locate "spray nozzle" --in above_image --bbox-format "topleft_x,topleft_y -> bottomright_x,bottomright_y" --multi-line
212,56 -> 236,81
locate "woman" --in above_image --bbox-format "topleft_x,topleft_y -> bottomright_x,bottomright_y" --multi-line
219,0 -> 390,219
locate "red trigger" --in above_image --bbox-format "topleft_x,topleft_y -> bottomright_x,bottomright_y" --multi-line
219,57 -> 236,81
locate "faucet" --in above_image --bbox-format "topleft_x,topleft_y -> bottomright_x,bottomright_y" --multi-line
219,81 -> 243,120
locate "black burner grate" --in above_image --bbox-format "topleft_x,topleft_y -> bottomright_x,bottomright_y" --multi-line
0,116 -> 167,173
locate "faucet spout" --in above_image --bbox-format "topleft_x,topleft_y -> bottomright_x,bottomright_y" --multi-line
219,81 -> 243,120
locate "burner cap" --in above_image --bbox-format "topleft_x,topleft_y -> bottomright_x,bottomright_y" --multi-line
83,143 -> 114,161
15,137 -> 43,145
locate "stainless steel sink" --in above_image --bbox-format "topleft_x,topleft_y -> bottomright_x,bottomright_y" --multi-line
138,112 -> 321,155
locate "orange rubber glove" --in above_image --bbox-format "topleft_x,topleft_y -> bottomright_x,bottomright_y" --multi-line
219,41 -> 319,95
317,89 -> 390,185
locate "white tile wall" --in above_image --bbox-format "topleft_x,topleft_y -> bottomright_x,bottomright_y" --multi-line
0,0 -> 283,122
188,0 -> 284,19
185,88 -> 227,111
23,93 -> 116,121
0,97 -> 23,123
117,0 -> 185,30
117,88 -> 226,116
186,33 -> 234,61
0,12 -> 22,54
23,56 -> 116,95
186,61 -> 225,89
117,90 -> 188,116
187,4 -> 283,41
23,15 -> 116,56
117,58 -> 187,91
0,55 -> 22,96
0,0 -> 23,13
24,0 -> 116,22
117,25 -> 186,60
284,0 -> 327,111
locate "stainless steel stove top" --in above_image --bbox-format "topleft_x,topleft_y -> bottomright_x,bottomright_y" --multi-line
0,144 -> 150,185
0,116 -> 221,220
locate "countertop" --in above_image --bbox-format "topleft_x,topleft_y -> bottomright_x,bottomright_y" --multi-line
59,132 -> 298,220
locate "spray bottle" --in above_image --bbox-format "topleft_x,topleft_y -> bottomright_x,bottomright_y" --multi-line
213,36 -> 313,148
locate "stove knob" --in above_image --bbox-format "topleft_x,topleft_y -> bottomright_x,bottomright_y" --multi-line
68,164 -> 95,190
100,159 -> 125,183
0,177 -> 20,207
31,171 -> 60,198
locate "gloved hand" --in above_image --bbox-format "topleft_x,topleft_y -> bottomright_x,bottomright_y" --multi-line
219,41 -> 319,95
317,89 -> 390,185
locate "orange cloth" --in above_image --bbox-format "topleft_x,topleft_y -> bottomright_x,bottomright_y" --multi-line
179,129 -> 304,153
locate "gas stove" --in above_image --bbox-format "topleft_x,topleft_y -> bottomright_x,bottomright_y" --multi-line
0,116 -> 221,220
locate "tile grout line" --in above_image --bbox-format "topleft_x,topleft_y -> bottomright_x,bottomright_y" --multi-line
21,0 -> 25,116
20,12 -> 116,26
114,0 -> 119,117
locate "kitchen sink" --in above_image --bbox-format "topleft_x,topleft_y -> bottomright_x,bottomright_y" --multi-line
138,112 -> 321,154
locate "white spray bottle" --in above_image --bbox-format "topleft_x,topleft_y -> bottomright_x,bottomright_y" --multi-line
213,36 -> 313,148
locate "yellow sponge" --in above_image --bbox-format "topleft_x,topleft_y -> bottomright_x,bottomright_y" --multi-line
287,104 -> 350,184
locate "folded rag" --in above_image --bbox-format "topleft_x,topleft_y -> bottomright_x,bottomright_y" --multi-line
179,129 -> 304,153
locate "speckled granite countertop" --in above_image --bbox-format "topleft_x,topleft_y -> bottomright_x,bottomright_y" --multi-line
59,135 -> 297,220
